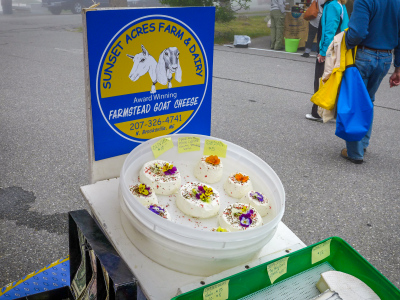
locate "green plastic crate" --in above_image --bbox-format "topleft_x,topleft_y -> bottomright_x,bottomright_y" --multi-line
172,237 -> 400,300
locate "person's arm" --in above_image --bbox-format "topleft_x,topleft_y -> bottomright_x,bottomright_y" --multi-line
389,33 -> 400,88
345,0 -> 371,49
278,0 -> 286,14
319,4 -> 341,56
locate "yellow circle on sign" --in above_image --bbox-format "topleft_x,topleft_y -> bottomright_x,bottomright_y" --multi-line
100,19 -> 206,99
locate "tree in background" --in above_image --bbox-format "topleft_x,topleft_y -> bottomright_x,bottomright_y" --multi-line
159,0 -> 250,22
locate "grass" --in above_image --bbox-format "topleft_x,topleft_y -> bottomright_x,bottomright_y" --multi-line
214,15 -> 270,45
237,9 -> 269,15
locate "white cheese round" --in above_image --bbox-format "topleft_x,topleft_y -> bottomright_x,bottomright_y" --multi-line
218,203 -> 262,232
139,160 -> 181,195
316,271 -> 380,300
223,172 -> 253,199
176,182 -> 220,219
194,156 -> 223,183
129,184 -> 158,206
240,190 -> 271,217
147,204 -> 171,220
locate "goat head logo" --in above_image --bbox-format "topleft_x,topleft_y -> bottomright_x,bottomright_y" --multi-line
127,45 -> 182,94
126,45 -> 158,94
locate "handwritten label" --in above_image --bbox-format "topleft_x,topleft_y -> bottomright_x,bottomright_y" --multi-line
151,137 -> 174,158
203,280 -> 229,300
267,257 -> 289,284
312,239 -> 332,264
203,140 -> 227,158
178,137 -> 201,153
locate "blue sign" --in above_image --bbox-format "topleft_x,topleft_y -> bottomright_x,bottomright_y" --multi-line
85,7 -> 215,161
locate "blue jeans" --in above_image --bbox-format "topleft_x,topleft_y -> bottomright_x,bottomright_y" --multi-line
346,48 -> 392,160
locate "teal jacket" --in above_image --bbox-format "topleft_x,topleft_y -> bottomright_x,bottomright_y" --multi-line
319,0 -> 349,56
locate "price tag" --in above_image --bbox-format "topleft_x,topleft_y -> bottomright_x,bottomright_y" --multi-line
267,257 -> 289,284
151,137 -> 174,158
203,280 -> 229,300
312,239 -> 332,264
178,137 -> 201,153
203,140 -> 227,158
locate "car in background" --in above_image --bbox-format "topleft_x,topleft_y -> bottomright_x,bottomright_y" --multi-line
42,0 -> 109,14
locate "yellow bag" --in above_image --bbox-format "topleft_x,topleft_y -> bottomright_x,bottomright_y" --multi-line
310,32 -> 356,110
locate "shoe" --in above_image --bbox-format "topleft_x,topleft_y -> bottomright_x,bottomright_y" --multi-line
305,113 -> 322,122
301,53 -> 310,58
340,149 -> 363,164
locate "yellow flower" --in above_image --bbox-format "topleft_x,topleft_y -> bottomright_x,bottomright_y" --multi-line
200,193 -> 207,201
216,227 -> 228,232
203,186 -> 213,196
162,163 -> 173,173
138,184 -> 149,195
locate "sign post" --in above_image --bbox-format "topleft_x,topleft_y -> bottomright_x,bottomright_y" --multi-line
82,7 -> 215,182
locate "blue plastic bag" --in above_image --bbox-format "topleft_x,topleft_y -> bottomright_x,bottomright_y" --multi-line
335,65 -> 373,142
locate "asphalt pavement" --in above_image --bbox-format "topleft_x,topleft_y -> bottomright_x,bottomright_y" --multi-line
0,10 -> 399,292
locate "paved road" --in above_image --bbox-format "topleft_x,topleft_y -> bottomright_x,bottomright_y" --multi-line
1,10 -> 399,292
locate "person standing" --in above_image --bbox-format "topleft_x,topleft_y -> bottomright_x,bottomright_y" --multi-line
305,0 -> 349,122
270,0 -> 286,50
340,0 -> 400,164
302,0 -> 326,58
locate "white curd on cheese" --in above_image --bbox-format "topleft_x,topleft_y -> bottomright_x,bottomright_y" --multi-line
223,172 -> 253,199
129,183 -> 158,206
139,160 -> 181,195
218,203 -> 262,232
240,190 -> 271,217
176,182 -> 220,218
194,155 -> 223,184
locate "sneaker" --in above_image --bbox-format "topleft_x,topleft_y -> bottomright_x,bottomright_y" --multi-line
301,53 -> 310,58
340,148 -> 363,164
305,113 -> 322,122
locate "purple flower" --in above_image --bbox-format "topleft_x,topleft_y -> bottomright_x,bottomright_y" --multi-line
164,166 -> 177,175
239,212 -> 253,228
149,205 -> 165,216
194,186 -> 205,199
251,192 -> 264,203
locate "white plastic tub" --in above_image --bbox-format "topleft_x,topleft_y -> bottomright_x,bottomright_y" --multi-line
119,134 -> 285,276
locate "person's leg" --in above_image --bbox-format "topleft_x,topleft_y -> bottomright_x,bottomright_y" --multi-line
345,49 -> 392,160
307,59 -> 325,119
274,10 -> 285,50
304,23 -> 318,55
313,59 -> 324,93
270,10 -> 277,49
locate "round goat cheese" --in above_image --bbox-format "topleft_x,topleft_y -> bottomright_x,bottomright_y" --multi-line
194,155 -> 223,184
219,203 -> 262,232
147,204 -> 171,220
139,160 -> 181,195
176,182 -> 220,218
129,183 -> 158,206
240,190 -> 271,217
223,172 -> 253,199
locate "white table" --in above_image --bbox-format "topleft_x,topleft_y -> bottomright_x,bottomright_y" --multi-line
81,178 -> 306,300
